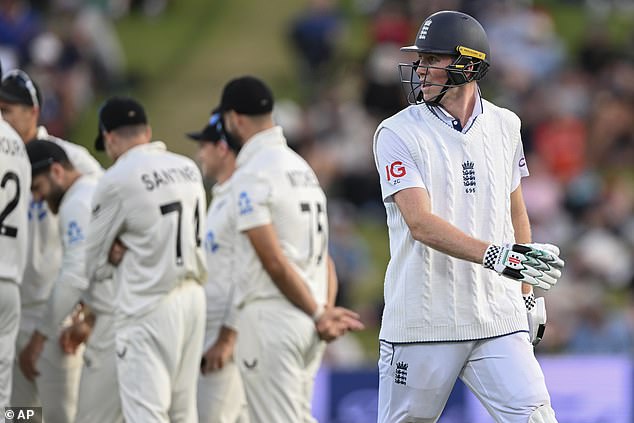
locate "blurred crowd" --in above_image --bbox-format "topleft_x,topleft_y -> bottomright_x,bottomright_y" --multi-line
2,0 -> 633,365
0,0 -> 169,138
283,0 -> 634,363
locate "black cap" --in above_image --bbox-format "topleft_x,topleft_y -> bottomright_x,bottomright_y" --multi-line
186,110 -> 223,142
26,139 -> 70,176
0,69 -> 42,107
217,76 -> 273,115
95,96 -> 148,151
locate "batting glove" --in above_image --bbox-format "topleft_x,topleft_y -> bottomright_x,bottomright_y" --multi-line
482,243 -> 564,290
524,292 -> 547,346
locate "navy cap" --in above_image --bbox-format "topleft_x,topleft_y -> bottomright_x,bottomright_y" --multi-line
217,76 -> 273,115
26,139 -> 70,176
0,69 -> 42,108
95,96 -> 147,151
186,110 -> 223,142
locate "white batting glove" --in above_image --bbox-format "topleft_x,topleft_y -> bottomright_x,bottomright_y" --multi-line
524,292 -> 547,346
482,243 -> 564,290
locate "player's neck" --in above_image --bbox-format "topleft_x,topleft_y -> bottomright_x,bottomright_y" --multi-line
439,84 -> 477,128
215,161 -> 236,184
24,124 -> 38,143
62,170 -> 82,191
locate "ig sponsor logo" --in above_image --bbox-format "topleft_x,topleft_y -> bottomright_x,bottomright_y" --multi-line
385,161 -> 406,184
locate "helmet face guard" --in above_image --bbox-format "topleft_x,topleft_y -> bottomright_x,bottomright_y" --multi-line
399,47 -> 490,105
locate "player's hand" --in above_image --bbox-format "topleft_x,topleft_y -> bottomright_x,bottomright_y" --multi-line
19,332 -> 46,381
108,238 -> 127,265
200,327 -> 237,375
315,306 -> 365,342
525,293 -> 547,346
482,243 -> 564,290
59,320 -> 93,354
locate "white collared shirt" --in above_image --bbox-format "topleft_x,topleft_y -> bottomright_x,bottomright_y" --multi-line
85,141 -> 207,319
231,126 -> 329,308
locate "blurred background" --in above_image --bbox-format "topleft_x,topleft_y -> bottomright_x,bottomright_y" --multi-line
1,0 -> 633,421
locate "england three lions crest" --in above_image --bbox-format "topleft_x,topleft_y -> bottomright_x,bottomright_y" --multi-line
462,161 -> 476,194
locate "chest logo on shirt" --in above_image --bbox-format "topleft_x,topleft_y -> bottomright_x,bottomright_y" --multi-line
385,161 -> 406,184
462,161 -> 476,194
67,221 -> 84,244
238,191 -> 253,215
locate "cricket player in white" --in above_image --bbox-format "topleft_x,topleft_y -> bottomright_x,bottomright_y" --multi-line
218,76 -> 364,423
373,11 -> 564,423
187,112 -> 249,423
0,108 -> 30,410
21,139 -> 122,423
85,96 -> 207,423
0,69 -> 102,422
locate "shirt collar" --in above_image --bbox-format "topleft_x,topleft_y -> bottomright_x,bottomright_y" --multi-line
119,141 -> 166,160
36,125 -> 49,138
235,126 -> 286,168
211,176 -> 232,196
427,88 -> 483,133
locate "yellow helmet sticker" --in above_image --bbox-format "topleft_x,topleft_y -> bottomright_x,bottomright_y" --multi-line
457,46 -> 486,60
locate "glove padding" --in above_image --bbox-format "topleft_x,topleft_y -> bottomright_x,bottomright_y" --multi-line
526,295 -> 547,346
483,243 -> 564,290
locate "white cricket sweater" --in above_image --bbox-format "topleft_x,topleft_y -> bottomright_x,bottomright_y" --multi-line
373,100 -> 528,343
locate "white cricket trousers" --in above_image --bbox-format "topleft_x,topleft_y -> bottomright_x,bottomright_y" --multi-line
11,322 -> 82,423
74,313 -> 122,423
235,298 -> 325,423
115,280 -> 205,423
378,332 -> 553,423
197,358 -> 249,423
0,282 -> 19,409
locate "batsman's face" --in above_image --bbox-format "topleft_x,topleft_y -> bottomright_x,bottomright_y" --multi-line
31,171 -> 65,214
0,101 -> 36,142
415,53 -> 454,100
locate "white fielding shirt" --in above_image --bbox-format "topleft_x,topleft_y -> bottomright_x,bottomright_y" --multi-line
0,119 -> 31,284
373,100 -> 530,343
85,142 -> 207,319
203,178 -> 239,344
232,126 -> 329,309
20,128 -> 103,332
34,176 -> 115,339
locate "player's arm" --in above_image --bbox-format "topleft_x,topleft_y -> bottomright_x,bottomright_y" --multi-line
20,204 -> 91,379
85,177 -> 125,281
246,224 -> 320,316
37,206 -> 92,340
246,225 -> 363,341
394,187 -> 489,263
326,254 -> 338,308
202,282 -> 240,374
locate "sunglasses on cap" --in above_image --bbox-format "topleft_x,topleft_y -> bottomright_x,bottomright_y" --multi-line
2,69 -> 40,109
